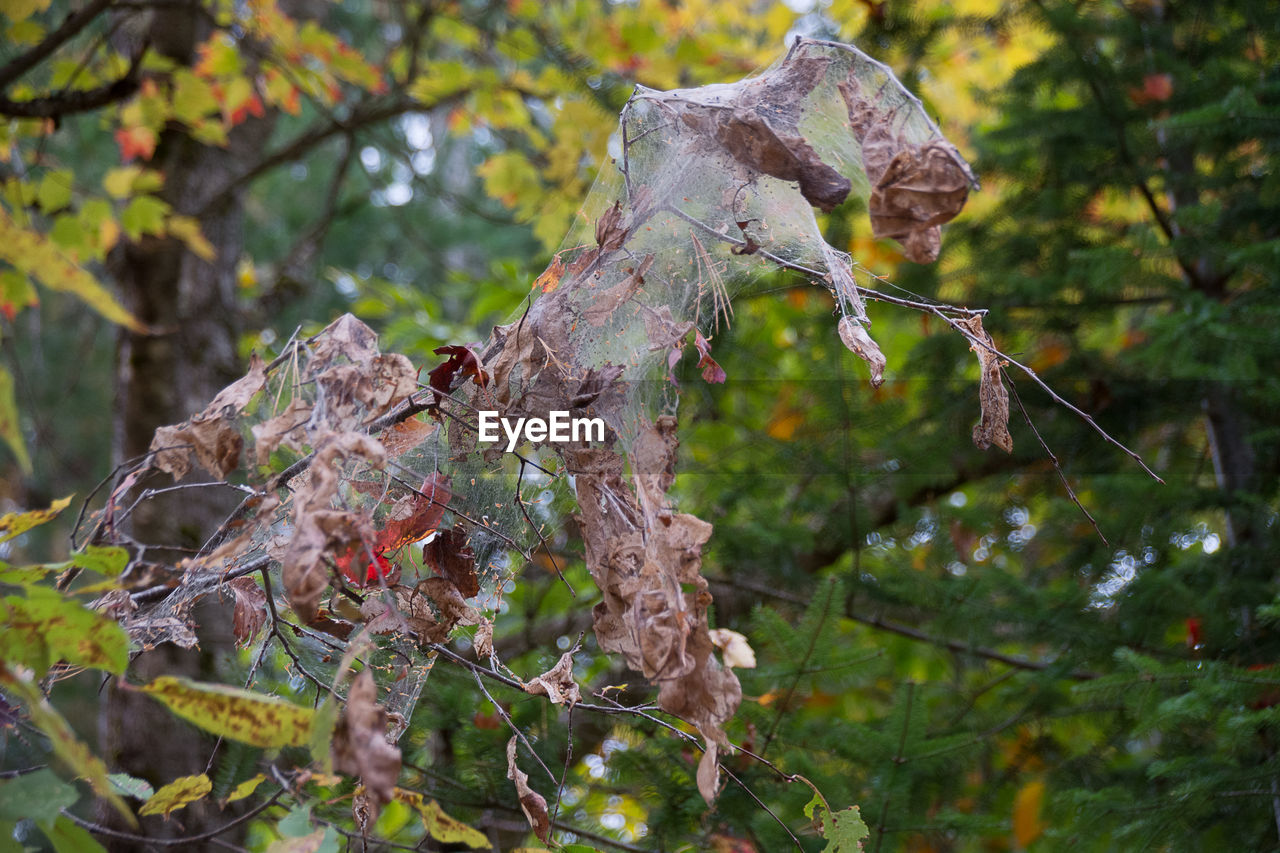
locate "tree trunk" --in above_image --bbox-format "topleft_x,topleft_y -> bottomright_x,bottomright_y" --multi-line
97,6 -> 276,847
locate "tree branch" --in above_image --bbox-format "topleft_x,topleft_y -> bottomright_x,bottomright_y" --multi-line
0,50 -> 143,119
0,0 -> 114,91
707,574 -> 1100,680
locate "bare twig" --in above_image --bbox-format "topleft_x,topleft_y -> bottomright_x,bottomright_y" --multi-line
934,306 -> 1163,483
1004,365 -> 1109,545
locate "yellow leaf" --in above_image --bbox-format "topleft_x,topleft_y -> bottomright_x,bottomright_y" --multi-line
222,773 -> 266,805
167,215 -> 216,262
1,0 -> 51,24
0,366 -> 30,474
140,676 -> 315,748
139,773 -> 212,818
1012,778 -> 1046,848
766,410 -> 804,441
0,495 -> 71,543
0,208 -> 143,331
394,789 -> 489,849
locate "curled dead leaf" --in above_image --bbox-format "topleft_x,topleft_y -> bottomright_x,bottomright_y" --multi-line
227,576 -> 267,648
958,315 -> 1013,453
506,736 -> 550,842
147,353 -> 267,479
524,649 -> 580,707
281,433 -> 386,623
594,201 -> 629,253
837,316 -> 886,388
697,740 -> 720,805
709,628 -> 756,669
331,669 -> 401,820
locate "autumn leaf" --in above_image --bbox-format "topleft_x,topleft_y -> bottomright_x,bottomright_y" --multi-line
0,587 -> 129,676
523,649 -> 581,706
428,345 -> 488,404
227,576 -> 268,647
115,125 -> 157,162
139,773 -> 212,818
140,675 -> 315,747
1012,778 -> 1046,847
0,367 -> 31,473
837,316 -> 886,389
423,525 -> 478,597
0,495 -> 72,544
506,736 -> 550,842
709,628 -> 756,669
331,669 -> 401,818
222,773 -> 267,805
393,789 -> 488,849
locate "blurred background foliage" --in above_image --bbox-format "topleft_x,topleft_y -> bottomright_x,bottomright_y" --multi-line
2,0 -> 1279,850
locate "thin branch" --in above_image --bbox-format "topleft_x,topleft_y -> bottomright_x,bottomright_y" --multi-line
873,681 -> 914,853
708,574 -> 1100,680
467,666 -> 557,784
0,49 -> 143,118
0,0 -> 113,90
932,305 -> 1163,483
517,457 -> 574,597
1004,364 -> 1109,545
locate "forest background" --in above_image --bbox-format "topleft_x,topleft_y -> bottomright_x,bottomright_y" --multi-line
0,0 -> 1278,851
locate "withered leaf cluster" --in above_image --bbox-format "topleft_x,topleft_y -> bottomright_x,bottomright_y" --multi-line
840,78 -> 974,263
149,353 -> 267,479
684,55 -> 852,213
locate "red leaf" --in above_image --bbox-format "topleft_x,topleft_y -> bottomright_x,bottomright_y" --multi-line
230,93 -> 265,125
1184,616 -> 1202,649
693,331 -> 727,384
376,473 -> 452,552
427,345 -> 488,404
115,126 -> 157,162
1130,73 -> 1174,105
337,548 -> 398,588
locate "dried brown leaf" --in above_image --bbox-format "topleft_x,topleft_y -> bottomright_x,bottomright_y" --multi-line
524,650 -> 580,707
715,112 -> 851,212
697,740 -> 720,805
424,526 -> 478,598
958,315 -> 1013,453
594,201 -> 628,253
581,254 -> 652,327
281,433 -> 386,622
251,398 -> 313,466
310,314 -> 380,370
473,619 -> 494,659
366,353 -> 419,417
332,669 -> 401,820
505,736 -> 550,843
147,353 -> 267,480
837,316 -> 886,388
869,141 -> 971,264
228,577 -> 267,648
